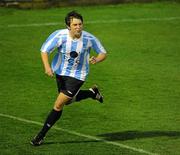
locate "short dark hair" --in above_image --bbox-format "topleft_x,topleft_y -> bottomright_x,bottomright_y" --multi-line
65,11 -> 83,27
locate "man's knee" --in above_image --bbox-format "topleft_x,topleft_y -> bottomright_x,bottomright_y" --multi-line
54,103 -> 64,111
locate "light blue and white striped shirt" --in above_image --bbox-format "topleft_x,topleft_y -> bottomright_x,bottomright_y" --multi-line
40,29 -> 106,81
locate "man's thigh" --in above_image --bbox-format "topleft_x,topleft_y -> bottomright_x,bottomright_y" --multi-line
56,74 -> 84,98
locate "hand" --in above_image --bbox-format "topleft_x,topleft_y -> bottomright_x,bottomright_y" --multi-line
89,56 -> 97,64
45,67 -> 54,77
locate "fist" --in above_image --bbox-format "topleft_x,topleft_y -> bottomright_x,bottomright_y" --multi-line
45,67 -> 54,77
89,56 -> 97,64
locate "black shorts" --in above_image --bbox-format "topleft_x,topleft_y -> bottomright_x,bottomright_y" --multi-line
56,74 -> 84,98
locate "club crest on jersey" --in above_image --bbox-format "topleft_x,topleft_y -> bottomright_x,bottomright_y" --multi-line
63,51 -> 80,66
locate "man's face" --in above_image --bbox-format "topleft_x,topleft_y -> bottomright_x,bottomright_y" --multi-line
69,18 -> 83,38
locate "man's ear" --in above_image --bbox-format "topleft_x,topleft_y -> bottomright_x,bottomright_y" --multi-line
66,25 -> 71,30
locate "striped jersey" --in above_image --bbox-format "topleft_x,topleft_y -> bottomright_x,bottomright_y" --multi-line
40,29 -> 106,81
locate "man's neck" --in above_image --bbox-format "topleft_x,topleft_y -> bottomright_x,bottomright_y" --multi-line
69,31 -> 82,40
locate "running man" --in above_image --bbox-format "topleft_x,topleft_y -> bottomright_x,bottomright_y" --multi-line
31,10 -> 107,146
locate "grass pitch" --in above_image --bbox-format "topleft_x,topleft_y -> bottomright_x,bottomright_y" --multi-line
0,1 -> 180,155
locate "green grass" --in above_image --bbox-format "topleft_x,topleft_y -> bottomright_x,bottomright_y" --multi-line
0,1 -> 180,155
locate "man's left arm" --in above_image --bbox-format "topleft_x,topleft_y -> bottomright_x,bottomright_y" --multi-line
90,35 -> 107,64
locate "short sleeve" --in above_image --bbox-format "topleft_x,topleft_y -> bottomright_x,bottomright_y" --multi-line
40,30 -> 61,54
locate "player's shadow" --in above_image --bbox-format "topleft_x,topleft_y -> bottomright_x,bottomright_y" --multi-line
44,130 -> 180,145
97,130 -> 180,141
44,140 -> 100,145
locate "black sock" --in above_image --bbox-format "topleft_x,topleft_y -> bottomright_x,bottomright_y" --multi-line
75,90 -> 95,102
39,109 -> 62,137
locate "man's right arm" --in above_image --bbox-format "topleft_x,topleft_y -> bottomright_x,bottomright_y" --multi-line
41,52 -> 54,77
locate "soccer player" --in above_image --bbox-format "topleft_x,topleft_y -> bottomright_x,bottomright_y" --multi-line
30,10 -> 107,146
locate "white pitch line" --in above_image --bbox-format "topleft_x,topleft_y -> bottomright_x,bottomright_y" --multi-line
1,16 -> 180,28
0,113 -> 159,155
